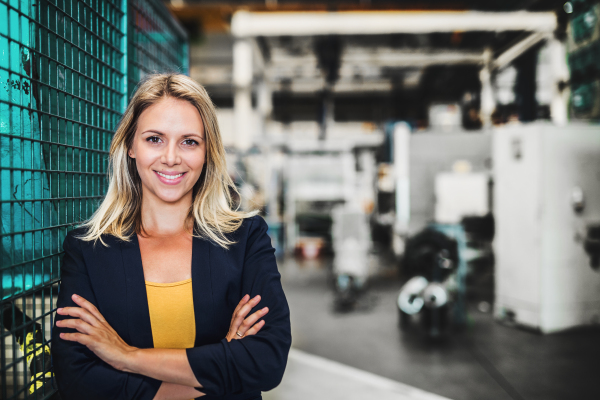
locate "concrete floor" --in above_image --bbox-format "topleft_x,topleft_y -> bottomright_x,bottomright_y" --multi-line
265,348 -> 452,400
271,256 -> 600,400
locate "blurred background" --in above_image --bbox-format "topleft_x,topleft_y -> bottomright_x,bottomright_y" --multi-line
2,0 -> 600,399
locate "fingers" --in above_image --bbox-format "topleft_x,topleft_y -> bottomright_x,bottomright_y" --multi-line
71,294 -> 106,322
56,318 -> 95,335
243,320 -> 265,337
60,332 -> 92,346
231,295 -> 262,331
226,295 -> 264,342
57,295 -> 119,338
232,294 -> 250,319
57,306 -> 102,328
236,307 -> 268,338
237,307 -> 269,337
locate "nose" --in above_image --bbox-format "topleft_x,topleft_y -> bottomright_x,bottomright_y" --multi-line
160,140 -> 181,166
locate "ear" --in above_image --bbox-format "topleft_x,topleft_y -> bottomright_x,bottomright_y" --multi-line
128,148 -> 135,158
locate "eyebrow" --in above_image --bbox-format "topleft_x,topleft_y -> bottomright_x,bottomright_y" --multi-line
141,130 -> 204,140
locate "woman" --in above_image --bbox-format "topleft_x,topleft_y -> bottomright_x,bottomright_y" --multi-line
51,73 -> 291,400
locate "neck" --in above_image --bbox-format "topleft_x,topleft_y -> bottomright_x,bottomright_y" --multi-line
139,189 -> 193,237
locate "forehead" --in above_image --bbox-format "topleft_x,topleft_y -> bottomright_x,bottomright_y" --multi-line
136,97 -> 204,136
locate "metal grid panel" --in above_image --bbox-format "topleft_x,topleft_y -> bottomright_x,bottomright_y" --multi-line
1,0 -> 187,396
0,0 -> 125,397
0,0 -> 125,399
127,0 -> 188,98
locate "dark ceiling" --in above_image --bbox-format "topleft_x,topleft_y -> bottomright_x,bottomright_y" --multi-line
174,0 -> 566,12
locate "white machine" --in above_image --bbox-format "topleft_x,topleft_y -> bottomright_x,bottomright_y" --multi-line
434,171 -> 490,224
493,122 -> 600,333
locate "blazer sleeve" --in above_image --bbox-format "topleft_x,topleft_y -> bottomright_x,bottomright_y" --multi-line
185,216 -> 292,396
51,230 -> 162,400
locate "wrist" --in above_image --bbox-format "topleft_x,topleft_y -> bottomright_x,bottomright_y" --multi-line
120,346 -> 142,373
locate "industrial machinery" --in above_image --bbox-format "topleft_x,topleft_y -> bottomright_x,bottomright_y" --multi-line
493,123 -> 600,333
282,123 -> 381,254
397,226 -> 460,338
397,216 -> 494,338
331,205 -> 372,309
395,121 -> 494,337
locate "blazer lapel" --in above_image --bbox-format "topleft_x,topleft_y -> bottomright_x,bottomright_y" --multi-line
119,233 -> 155,349
191,234 -> 215,346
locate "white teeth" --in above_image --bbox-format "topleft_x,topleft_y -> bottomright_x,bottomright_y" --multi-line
156,171 -> 183,180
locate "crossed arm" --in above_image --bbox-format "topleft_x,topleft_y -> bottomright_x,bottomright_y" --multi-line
56,293 -> 268,400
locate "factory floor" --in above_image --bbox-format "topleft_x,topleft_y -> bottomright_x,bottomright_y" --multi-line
265,256 -> 600,400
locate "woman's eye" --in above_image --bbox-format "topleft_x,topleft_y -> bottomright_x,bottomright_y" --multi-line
183,139 -> 199,146
147,136 -> 161,144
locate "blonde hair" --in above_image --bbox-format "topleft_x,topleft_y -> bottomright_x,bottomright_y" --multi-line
76,73 -> 257,248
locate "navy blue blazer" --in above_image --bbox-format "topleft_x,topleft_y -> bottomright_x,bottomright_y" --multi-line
51,215 -> 291,400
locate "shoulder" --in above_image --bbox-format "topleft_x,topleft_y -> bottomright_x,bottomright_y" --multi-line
241,214 -> 268,233
233,215 -> 269,243
63,226 -> 122,253
211,215 -> 270,254
65,226 -> 88,241
62,226 -> 86,251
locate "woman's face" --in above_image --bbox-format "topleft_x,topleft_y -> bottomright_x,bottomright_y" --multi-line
128,96 -> 206,205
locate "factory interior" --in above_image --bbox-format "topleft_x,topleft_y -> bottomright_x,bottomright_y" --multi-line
175,2 -> 600,399
1,0 -> 600,399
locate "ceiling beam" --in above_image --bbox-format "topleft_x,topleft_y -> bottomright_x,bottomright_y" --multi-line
269,50 -> 484,70
231,10 -> 557,37
342,50 -> 485,67
492,32 -> 551,70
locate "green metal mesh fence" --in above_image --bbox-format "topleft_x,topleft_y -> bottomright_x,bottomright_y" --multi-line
128,0 -> 188,98
0,0 -> 188,398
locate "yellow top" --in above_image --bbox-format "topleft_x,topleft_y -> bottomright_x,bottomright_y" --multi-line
145,278 -> 196,349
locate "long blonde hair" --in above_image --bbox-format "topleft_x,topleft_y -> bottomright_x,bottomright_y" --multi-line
76,73 -> 257,248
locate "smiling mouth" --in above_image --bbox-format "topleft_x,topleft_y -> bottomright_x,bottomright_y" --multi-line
155,171 -> 186,180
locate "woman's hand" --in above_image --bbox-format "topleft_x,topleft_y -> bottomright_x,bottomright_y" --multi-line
56,294 -> 136,371
225,294 -> 269,342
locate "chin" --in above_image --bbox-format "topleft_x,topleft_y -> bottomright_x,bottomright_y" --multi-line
146,186 -> 187,203
157,192 -> 189,204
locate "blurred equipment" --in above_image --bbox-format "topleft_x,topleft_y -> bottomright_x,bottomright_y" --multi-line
391,123 -> 411,258
434,168 -> 490,224
493,123 -> 600,333
408,131 -> 492,234
397,226 -> 459,338
398,211 -> 495,337
285,151 -> 354,255
388,124 -> 493,260
283,129 -> 381,254
397,276 -> 428,316
428,103 -> 462,131
332,205 -> 372,309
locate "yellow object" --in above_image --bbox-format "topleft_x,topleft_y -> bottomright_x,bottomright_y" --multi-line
20,331 -> 53,394
20,332 -> 45,366
29,371 -> 53,394
145,278 -> 196,349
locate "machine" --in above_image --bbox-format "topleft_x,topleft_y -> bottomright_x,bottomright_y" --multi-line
493,122 -> 600,333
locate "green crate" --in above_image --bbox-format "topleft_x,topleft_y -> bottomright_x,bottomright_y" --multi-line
572,8 -> 598,43
570,0 -> 596,16
572,82 -> 596,112
571,80 -> 600,119
567,3 -> 600,53
0,0 -> 187,398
